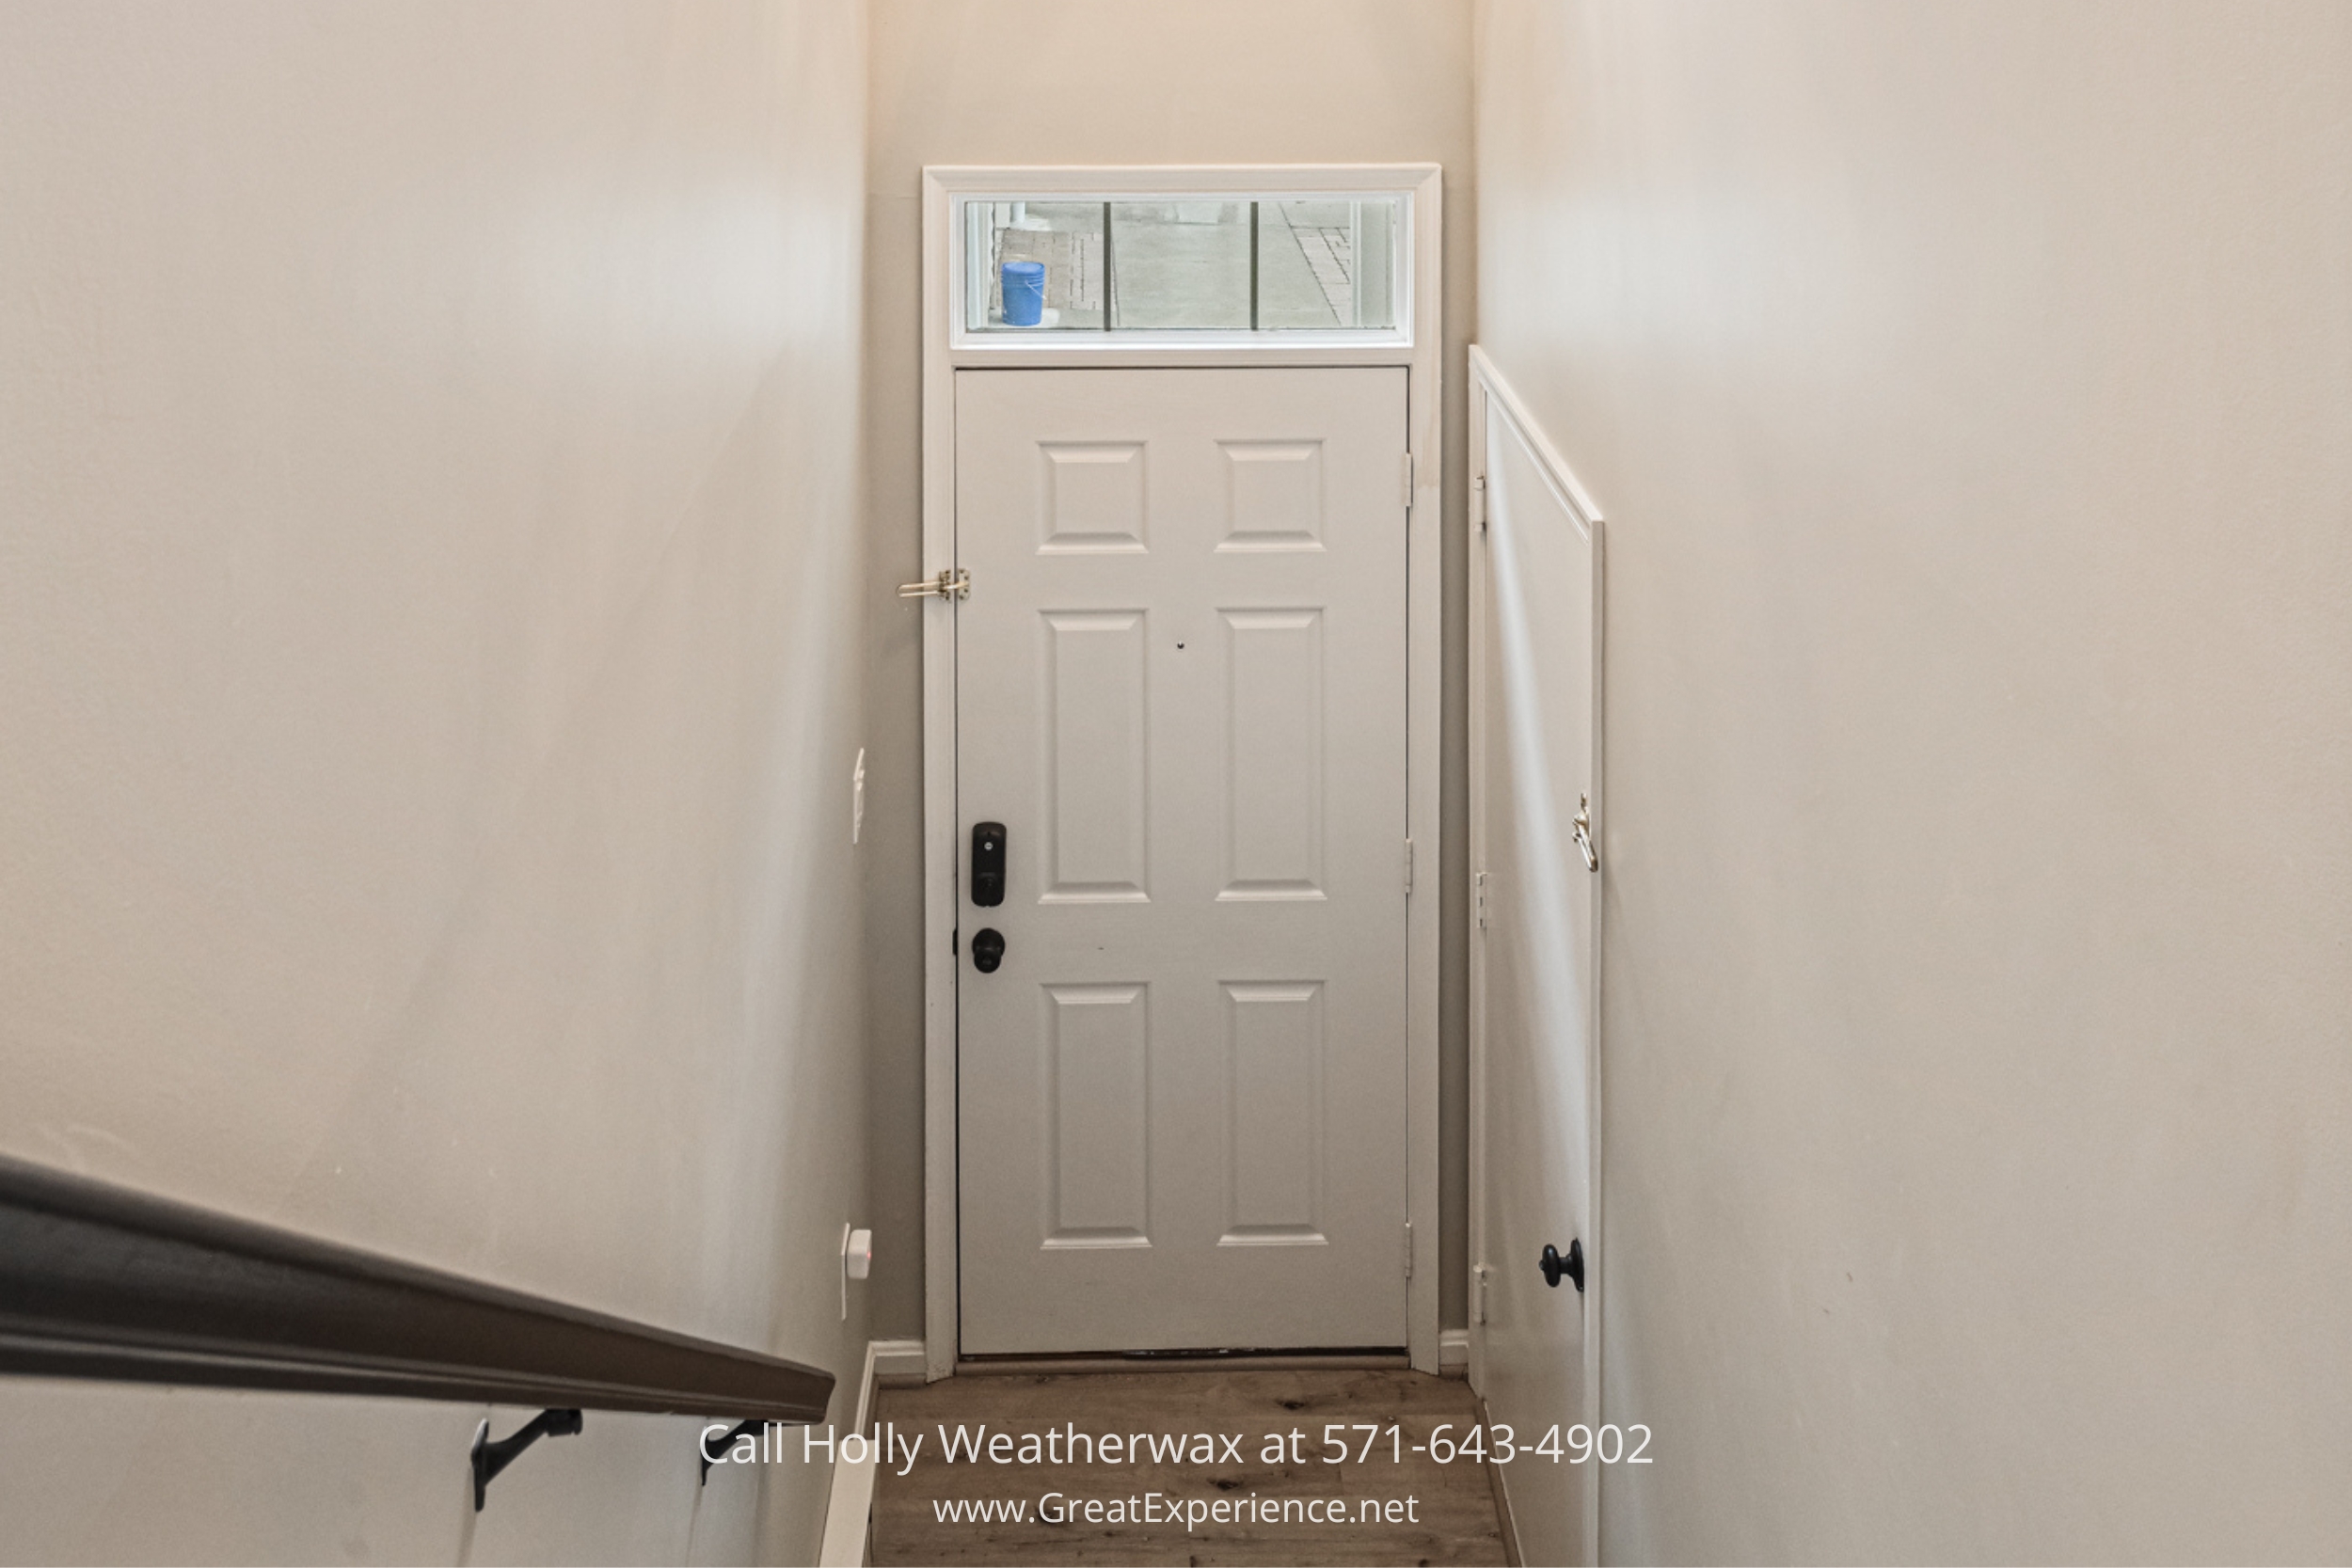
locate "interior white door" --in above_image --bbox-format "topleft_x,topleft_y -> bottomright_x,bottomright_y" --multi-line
956,366 -> 1409,1355
1471,388 -> 1600,1563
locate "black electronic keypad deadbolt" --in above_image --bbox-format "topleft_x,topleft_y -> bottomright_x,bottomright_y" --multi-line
971,822 -> 1006,907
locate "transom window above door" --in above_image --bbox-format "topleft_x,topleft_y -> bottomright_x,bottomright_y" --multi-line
953,191 -> 1412,345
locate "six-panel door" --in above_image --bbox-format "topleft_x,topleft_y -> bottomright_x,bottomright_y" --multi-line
956,367 -> 1410,1354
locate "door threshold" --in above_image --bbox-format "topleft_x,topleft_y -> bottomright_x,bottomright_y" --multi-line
956,1347 -> 1411,1377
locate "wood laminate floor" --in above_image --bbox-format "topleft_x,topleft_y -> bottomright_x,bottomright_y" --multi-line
868,1367 -> 1509,1566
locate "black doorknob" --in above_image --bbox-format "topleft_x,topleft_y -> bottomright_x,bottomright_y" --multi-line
970,927 -> 1005,974
1540,1239 -> 1584,1292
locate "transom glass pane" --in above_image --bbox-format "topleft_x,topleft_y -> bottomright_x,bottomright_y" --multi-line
1256,198 -> 1398,329
1108,201 -> 1252,329
958,193 -> 1406,336
965,201 -> 1105,330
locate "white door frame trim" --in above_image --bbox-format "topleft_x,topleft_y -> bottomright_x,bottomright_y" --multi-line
920,165 -> 1445,1379
1465,342 -> 1605,1563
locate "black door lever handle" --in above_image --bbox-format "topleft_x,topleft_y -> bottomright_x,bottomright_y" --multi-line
1540,1239 -> 1584,1292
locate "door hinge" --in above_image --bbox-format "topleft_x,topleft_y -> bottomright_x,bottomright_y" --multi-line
1475,870 -> 1489,929
1404,837 -> 1415,895
1471,472 -> 1486,534
1401,451 -> 1416,510
898,567 -> 969,601
1473,1262 -> 1491,1324
1404,1220 -> 1415,1280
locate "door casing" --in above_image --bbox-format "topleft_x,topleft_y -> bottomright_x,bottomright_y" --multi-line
918,164 -> 1445,1378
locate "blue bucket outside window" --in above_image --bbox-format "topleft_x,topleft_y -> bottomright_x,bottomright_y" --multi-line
1000,261 -> 1046,327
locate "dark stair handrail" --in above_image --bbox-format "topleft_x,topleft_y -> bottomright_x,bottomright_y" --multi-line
0,1152 -> 834,1423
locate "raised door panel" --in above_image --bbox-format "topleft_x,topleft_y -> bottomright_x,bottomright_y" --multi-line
1041,983 -> 1152,1247
1220,609 -> 1325,901
1221,980 -> 1327,1244
1039,442 -> 1148,554
1040,610 -> 1150,902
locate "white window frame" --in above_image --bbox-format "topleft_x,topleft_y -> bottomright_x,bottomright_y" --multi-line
918,164 -> 1444,1379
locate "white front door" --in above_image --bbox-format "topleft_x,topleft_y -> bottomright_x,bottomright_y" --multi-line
955,367 -> 1409,1355
1471,391 -> 1600,1564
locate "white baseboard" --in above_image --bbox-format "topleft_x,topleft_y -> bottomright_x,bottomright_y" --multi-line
869,1338 -> 928,1381
1439,1327 -> 1470,1375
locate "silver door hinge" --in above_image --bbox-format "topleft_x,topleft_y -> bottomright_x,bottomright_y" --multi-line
1404,837 -> 1415,895
898,567 -> 969,601
1473,1262 -> 1492,1324
1404,1220 -> 1415,1279
1471,473 -> 1486,533
1573,792 -> 1598,872
1475,870 -> 1489,929
1401,451 -> 1416,510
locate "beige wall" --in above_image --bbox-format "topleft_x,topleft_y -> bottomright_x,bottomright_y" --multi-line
1476,1 -> 2352,1560
862,0 -> 1479,1340
0,3 -> 868,1560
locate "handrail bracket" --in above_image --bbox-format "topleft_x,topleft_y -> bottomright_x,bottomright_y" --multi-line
471,1408 -> 584,1512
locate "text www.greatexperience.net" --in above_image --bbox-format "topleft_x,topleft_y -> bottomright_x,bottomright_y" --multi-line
930,1493 -> 1423,1530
